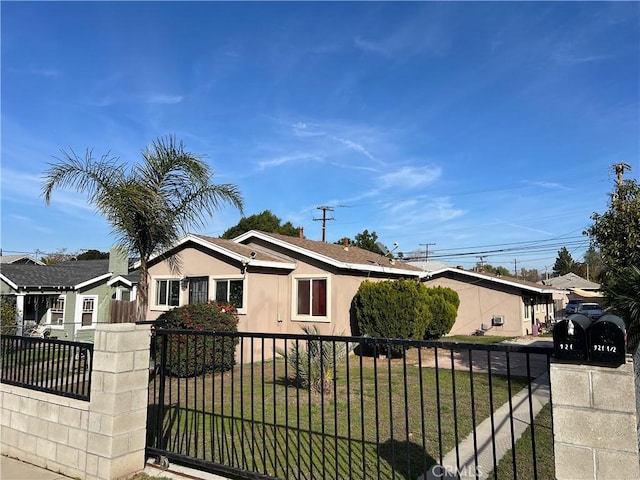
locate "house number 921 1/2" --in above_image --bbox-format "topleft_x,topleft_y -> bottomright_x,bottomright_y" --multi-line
593,344 -> 617,353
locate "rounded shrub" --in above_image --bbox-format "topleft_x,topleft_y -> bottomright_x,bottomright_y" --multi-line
423,288 -> 459,339
156,302 -> 239,377
353,279 -> 430,356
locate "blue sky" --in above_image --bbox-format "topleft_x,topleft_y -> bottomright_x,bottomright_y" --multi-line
2,1 -> 638,273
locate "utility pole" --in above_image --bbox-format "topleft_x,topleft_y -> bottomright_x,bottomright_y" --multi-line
614,162 -> 631,188
514,259 -> 518,278
420,242 -> 436,262
313,206 -> 335,242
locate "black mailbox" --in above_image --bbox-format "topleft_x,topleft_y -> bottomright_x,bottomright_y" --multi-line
553,314 -> 591,362
589,314 -> 627,366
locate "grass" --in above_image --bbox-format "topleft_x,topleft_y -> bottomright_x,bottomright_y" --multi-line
495,403 -> 555,479
148,345 -> 552,479
442,335 -> 516,344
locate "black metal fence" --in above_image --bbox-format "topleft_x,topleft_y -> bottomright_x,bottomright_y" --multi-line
147,330 -> 554,480
0,335 -> 93,401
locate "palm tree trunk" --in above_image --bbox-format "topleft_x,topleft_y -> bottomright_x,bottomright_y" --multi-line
137,259 -> 149,323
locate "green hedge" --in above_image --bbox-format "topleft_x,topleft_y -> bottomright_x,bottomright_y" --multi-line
156,302 -> 239,377
353,280 -> 459,349
422,286 -> 460,339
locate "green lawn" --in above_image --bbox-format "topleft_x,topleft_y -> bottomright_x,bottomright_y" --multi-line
149,346 -> 552,479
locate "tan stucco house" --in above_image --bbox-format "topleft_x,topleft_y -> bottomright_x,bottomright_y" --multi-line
423,267 -> 566,337
144,230 -> 425,337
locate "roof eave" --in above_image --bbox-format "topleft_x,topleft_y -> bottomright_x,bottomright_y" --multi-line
75,272 -> 113,290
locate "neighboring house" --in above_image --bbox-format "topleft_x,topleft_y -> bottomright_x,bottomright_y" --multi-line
144,230 -> 425,336
423,267 -> 566,337
0,254 -> 44,265
541,272 -> 602,309
0,247 -> 136,342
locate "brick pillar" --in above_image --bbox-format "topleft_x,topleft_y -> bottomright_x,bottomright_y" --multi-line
551,359 -> 640,479
85,323 -> 151,480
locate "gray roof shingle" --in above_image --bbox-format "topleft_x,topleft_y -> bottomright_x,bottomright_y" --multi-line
1,259 -> 110,288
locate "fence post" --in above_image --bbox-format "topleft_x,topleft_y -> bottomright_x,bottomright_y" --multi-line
86,323 -> 151,480
550,358 -> 640,479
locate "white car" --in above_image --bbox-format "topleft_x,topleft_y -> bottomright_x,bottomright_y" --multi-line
576,303 -> 603,320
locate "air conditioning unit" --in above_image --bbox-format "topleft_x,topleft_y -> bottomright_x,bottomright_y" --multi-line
492,315 -> 505,326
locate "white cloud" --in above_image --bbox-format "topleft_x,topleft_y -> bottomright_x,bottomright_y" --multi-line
7,66 -> 60,77
140,93 -> 184,105
528,181 -> 570,190
332,136 -> 379,163
383,196 -> 465,231
256,153 -> 322,170
379,165 -> 442,190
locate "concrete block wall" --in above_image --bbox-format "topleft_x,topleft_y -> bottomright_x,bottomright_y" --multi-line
1,323 -> 151,480
551,359 -> 640,479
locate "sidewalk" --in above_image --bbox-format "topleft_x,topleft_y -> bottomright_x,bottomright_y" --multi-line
1,456 -> 72,480
1,455 -> 229,480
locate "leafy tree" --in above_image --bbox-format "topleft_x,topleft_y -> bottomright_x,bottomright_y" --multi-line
586,179 -> 640,276
337,230 -> 388,255
495,266 -> 511,277
42,135 -> 244,322
519,268 -> 540,283
586,178 -> 640,339
41,248 -> 77,265
553,247 -> 575,276
583,246 -> 603,282
354,229 -> 385,254
473,263 -> 512,277
77,249 -> 109,260
221,210 -> 299,239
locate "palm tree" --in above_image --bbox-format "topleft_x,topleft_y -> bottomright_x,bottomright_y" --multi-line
603,265 -> 640,350
42,135 -> 244,322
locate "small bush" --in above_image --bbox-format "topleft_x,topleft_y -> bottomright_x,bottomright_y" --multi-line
0,297 -> 17,335
156,302 -> 239,377
277,324 -> 352,395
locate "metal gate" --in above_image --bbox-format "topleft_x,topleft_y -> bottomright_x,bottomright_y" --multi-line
146,330 -> 554,480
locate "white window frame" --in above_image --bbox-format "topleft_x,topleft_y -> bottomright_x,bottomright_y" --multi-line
292,274 -> 331,323
212,276 -> 246,314
77,295 -> 98,330
152,277 -> 182,311
115,286 -> 132,302
48,295 -> 65,329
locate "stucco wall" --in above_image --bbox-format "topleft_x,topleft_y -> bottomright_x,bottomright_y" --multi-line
424,276 -> 526,337
145,245 -> 407,342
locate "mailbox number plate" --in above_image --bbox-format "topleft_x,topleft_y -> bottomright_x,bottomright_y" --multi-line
592,344 -> 617,353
